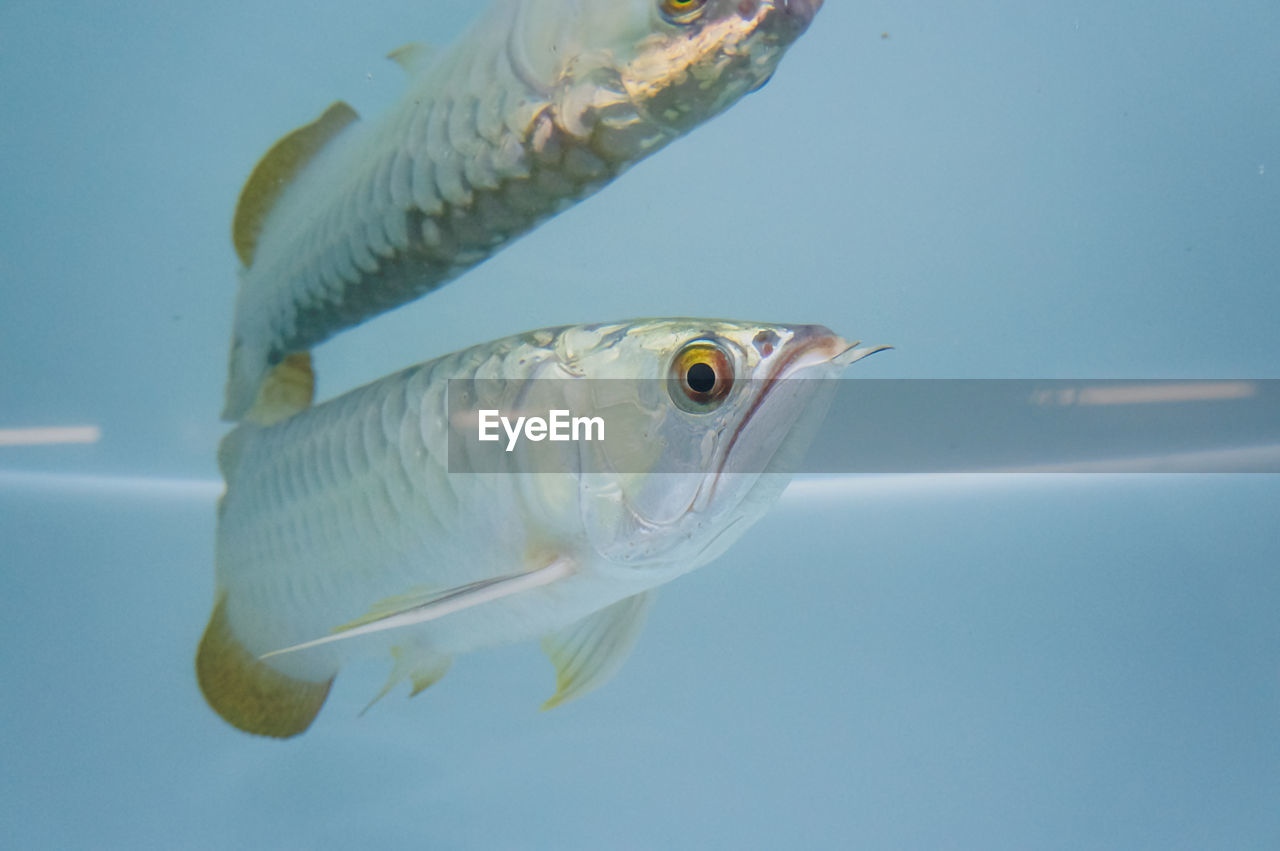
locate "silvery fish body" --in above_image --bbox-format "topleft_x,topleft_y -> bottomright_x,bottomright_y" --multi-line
197,318 -> 880,737
224,0 -> 825,421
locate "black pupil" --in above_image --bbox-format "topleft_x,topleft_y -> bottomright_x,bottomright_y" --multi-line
686,362 -> 717,395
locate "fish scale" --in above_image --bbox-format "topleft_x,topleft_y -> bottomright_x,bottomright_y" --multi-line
219,333 -> 536,667
224,0 -> 825,422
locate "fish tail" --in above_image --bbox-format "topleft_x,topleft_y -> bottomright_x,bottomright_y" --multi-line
195,594 -> 334,738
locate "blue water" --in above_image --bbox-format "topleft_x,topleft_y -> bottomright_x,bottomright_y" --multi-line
2,1 -> 1278,847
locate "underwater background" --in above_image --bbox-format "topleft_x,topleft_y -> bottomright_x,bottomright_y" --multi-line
2,1 -> 1278,847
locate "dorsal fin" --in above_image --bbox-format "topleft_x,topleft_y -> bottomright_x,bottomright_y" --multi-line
244,352 -> 315,426
386,42 -> 435,75
232,101 -> 358,267
195,595 -> 334,738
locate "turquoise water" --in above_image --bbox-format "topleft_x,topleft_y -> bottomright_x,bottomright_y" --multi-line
2,1 -> 1278,847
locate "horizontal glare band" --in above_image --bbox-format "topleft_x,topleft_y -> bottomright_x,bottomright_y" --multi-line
0,426 -> 102,446
1032,381 -> 1256,406
0,470 -> 221,499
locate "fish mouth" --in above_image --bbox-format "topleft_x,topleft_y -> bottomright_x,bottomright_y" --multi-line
734,330 -> 888,458
740,0 -> 824,33
777,0 -> 824,32
716,327 -> 848,472
741,0 -> 826,52
690,327 -> 882,512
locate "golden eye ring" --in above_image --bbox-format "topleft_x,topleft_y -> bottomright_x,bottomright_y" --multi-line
668,339 -> 735,414
659,0 -> 710,25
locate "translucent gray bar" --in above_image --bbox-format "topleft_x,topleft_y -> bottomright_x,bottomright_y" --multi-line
447,379 -> 1280,474
807,379 -> 1280,473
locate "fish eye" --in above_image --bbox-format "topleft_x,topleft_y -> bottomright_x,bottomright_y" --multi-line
668,339 -> 735,414
659,0 -> 710,25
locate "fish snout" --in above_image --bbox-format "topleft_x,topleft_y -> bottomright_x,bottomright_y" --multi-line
795,324 -> 847,358
782,0 -> 823,27
755,0 -> 823,45
768,325 -> 890,377
756,325 -> 845,380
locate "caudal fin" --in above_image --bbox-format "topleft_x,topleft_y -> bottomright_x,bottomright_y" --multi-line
195,595 -> 334,738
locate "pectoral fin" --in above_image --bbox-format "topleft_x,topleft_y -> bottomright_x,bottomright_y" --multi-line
540,591 -> 655,710
340,584 -> 438,631
259,558 -> 574,661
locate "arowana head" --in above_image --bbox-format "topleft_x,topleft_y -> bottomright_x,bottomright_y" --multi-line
513,0 -> 823,138
508,318 -> 883,577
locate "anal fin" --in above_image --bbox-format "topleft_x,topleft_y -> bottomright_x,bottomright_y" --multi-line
360,644 -> 452,716
541,591 -> 655,710
195,595 -> 334,738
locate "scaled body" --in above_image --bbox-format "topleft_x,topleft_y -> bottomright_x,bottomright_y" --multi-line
224,0 -> 824,421
198,318 -> 879,737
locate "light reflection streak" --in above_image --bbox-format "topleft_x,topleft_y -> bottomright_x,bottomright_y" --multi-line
1031,381 -> 1257,407
782,473 -> 1102,503
992,443 -> 1280,473
0,470 -> 221,499
0,426 -> 102,446
4,443 -> 1277,505
783,443 -> 1280,502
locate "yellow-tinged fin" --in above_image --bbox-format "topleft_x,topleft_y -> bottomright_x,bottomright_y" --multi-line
360,644 -> 452,716
195,595 -> 334,738
408,663 -> 449,697
541,591 -> 655,711
232,100 -> 358,267
243,352 -> 315,426
386,42 -> 436,75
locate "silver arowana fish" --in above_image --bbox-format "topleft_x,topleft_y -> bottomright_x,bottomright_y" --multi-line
197,318 -> 884,738
224,0 -> 825,423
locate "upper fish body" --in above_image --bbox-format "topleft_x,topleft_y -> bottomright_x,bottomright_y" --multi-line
224,0 -> 826,422
198,318 -> 883,737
